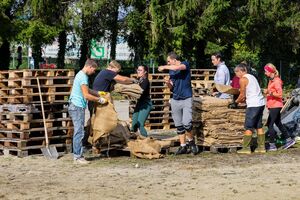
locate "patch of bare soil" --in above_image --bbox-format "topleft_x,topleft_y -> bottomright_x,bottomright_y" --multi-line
1,146 -> 300,200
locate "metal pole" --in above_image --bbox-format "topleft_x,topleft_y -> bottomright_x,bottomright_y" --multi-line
150,58 -> 154,74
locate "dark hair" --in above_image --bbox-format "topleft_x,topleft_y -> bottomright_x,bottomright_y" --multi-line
235,63 -> 248,72
212,52 -> 223,61
84,59 -> 97,68
17,46 -> 22,52
138,65 -> 149,77
167,51 -> 179,60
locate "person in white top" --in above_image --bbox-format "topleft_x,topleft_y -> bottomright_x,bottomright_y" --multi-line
234,63 -> 266,154
211,52 -> 231,99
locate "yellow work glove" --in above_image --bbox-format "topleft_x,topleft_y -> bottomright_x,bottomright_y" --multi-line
98,91 -> 107,96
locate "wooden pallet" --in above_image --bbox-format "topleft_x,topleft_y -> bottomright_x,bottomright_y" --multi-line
0,69 -> 74,79
0,143 -> 71,157
0,93 -> 70,104
0,85 -> 72,96
0,110 -> 69,122
0,128 -> 73,140
0,118 -> 72,131
199,144 -> 242,153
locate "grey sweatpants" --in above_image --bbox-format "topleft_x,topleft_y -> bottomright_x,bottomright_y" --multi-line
170,97 -> 193,133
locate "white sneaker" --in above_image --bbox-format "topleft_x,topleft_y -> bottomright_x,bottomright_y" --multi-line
74,157 -> 90,165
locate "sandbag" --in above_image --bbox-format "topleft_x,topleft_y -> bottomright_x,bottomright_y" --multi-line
215,84 -> 239,95
127,137 -> 171,159
90,101 -> 118,143
113,83 -> 143,99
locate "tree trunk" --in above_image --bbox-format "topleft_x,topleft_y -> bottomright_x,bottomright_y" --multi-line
79,38 -> 89,69
57,30 -> 67,68
109,3 -> 119,60
0,40 -> 11,70
32,44 -> 42,69
195,40 -> 207,69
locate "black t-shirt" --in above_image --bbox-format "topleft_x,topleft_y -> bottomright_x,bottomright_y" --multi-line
138,77 -> 150,103
93,69 -> 117,92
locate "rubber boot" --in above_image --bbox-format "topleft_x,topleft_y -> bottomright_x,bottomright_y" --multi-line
254,134 -> 266,153
237,135 -> 252,154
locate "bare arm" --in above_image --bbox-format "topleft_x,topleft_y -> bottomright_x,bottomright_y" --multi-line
88,88 -> 99,97
235,77 -> 248,103
114,75 -> 135,84
164,78 -> 173,90
158,63 -> 186,72
81,85 -> 99,102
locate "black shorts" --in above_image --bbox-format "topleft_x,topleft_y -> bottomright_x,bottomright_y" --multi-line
244,106 -> 265,130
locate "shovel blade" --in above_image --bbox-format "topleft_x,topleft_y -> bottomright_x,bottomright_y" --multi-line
41,146 -> 59,159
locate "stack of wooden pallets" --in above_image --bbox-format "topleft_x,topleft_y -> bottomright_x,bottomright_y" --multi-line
130,69 -> 216,131
0,69 -> 74,157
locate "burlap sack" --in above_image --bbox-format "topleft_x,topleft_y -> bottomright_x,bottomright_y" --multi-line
215,84 -> 239,95
90,102 -> 118,143
113,83 -> 143,99
127,138 -> 171,159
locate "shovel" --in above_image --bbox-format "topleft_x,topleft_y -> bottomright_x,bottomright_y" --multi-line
37,77 -> 59,159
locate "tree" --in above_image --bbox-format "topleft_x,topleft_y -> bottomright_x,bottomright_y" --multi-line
0,0 -> 27,69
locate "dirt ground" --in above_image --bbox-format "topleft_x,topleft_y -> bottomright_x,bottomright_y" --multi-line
1,143 -> 300,200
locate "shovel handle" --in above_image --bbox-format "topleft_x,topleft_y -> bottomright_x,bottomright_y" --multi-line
37,77 -> 49,146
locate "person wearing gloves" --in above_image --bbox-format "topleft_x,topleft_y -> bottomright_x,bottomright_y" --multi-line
68,59 -> 106,164
131,66 -> 152,137
234,63 -> 266,154
263,63 -> 295,151
211,52 -> 231,99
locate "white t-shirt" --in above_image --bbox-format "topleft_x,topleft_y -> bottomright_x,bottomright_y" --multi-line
243,74 -> 265,107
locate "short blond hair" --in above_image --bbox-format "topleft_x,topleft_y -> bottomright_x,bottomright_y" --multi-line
108,60 -> 121,70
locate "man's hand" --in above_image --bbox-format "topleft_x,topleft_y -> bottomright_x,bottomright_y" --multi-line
158,66 -> 165,72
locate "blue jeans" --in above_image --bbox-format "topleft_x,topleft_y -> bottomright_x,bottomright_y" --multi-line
68,103 -> 85,159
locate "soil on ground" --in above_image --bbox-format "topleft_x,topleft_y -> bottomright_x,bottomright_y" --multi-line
1,143 -> 300,200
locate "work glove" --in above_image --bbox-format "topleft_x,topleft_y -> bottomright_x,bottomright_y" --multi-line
98,97 -> 108,104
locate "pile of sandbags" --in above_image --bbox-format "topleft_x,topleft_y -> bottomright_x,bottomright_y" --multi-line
113,83 -> 143,99
192,96 -> 245,146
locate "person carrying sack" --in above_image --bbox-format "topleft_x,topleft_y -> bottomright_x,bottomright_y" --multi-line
91,60 -> 137,152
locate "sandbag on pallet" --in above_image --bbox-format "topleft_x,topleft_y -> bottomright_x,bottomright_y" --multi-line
192,96 -> 245,147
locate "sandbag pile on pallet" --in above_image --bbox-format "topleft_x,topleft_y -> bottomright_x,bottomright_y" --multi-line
192,96 -> 245,147
0,69 -> 74,157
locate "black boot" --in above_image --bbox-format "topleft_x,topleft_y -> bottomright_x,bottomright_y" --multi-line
187,140 -> 199,155
175,145 -> 188,155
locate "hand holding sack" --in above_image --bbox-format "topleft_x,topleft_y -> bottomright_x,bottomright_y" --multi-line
113,83 -> 144,99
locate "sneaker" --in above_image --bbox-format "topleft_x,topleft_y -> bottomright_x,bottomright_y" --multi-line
282,138 -> 296,150
74,157 -> 90,165
175,146 -> 188,155
254,147 -> 266,153
187,140 -> 199,155
237,148 -> 251,154
267,143 -> 277,151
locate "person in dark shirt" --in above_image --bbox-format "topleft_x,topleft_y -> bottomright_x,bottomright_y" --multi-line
131,66 -> 152,137
93,60 -> 137,92
158,51 -> 199,155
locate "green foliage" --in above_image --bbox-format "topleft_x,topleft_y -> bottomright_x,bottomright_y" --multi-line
231,39 -> 260,67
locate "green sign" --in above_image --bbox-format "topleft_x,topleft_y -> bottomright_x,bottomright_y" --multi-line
91,40 -> 105,59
